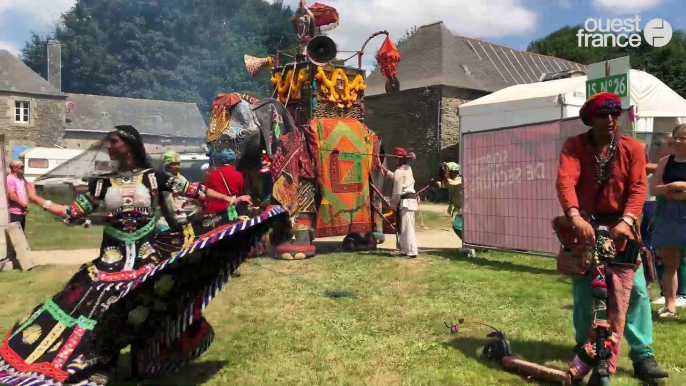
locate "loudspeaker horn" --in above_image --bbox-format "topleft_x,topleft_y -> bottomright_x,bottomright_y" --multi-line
306,35 -> 337,66
244,55 -> 274,78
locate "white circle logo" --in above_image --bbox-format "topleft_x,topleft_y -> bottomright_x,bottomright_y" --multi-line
643,18 -> 673,47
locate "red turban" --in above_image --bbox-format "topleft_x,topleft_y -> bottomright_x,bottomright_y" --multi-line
393,147 -> 407,157
579,92 -> 622,126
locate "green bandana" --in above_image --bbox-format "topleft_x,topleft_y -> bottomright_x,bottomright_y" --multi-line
163,151 -> 181,166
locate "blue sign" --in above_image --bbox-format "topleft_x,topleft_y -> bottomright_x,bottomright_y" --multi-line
12,146 -> 30,160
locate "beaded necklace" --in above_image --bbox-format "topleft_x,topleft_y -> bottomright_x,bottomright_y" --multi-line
589,130 -> 619,184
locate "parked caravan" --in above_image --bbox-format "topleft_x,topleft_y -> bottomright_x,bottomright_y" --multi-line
20,148 -> 85,182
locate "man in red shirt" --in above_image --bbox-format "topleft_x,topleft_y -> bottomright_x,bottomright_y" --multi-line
203,149 -> 251,214
556,92 -> 667,383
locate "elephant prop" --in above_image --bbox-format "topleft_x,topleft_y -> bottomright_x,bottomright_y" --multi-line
206,92 -> 386,259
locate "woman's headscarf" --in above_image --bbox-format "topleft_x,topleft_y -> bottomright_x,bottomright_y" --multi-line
445,162 -> 460,173
579,92 -> 622,126
163,151 -> 181,167
112,125 -> 151,169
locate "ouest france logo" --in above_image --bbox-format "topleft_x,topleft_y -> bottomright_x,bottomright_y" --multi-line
577,17 -> 672,48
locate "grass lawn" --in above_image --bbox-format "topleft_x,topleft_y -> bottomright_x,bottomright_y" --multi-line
1,249 -> 684,385
24,204 -> 102,250
21,204 -> 448,251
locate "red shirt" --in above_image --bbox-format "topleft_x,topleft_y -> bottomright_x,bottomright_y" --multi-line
203,165 -> 244,214
556,131 -> 646,222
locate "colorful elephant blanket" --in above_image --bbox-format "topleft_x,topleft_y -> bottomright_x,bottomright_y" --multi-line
306,118 -> 377,238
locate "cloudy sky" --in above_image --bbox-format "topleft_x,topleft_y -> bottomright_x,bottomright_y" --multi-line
0,0 -> 681,70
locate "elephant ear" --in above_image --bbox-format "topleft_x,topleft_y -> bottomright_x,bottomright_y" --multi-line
251,98 -> 297,159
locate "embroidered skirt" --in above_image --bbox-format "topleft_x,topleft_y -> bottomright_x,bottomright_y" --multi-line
0,206 -> 289,386
651,197 -> 686,248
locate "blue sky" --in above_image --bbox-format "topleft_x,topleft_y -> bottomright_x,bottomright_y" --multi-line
0,0 -> 682,70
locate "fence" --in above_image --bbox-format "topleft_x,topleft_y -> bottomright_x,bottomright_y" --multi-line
461,115 -> 630,254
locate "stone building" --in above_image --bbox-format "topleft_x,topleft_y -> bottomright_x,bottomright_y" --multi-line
0,47 -> 67,166
364,21 -> 588,184
64,93 -> 206,153
0,40 -> 207,167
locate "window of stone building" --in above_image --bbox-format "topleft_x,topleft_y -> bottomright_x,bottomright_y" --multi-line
101,112 -> 110,118
154,115 -> 162,122
14,101 -> 29,123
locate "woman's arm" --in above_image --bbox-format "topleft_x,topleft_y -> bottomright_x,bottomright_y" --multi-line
156,172 -> 251,206
649,156 -> 686,196
27,182 -> 97,218
205,188 -> 251,206
28,193 -> 69,217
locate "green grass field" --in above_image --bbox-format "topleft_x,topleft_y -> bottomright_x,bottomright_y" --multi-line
22,204 -> 449,251
24,204 -> 102,250
2,249 -> 684,385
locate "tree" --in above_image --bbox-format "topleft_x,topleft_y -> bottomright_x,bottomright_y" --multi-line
527,25 -> 686,98
397,26 -> 419,48
19,0 -> 297,119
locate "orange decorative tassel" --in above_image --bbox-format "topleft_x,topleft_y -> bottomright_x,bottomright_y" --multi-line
377,36 -> 401,81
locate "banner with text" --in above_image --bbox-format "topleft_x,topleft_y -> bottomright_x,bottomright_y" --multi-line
461,115 -> 629,254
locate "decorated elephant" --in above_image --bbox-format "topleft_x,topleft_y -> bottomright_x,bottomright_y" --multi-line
206,92 -> 386,259
206,94 -> 297,173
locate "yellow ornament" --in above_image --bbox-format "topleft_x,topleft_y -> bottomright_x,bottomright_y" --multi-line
48,339 -> 63,353
271,68 -> 310,103
101,247 -> 123,264
127,306 -> 149,325
154,275 -> 174,296
138,243 -> 154,260
21,325 -> 42,345
314,67 -> 366,106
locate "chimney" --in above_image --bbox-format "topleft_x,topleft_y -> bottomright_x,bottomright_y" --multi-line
45,39 -> 61,91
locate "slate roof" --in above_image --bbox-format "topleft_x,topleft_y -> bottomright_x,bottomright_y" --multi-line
365,21 -> 588,96
65,93 -> 206,138
0,50 -> 65,97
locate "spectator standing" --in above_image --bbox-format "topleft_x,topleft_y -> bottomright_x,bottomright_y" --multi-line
645,135 -> 686,306
6,161 -> 29,231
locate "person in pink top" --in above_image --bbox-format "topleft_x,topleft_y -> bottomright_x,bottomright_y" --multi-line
6,160 -> 29,231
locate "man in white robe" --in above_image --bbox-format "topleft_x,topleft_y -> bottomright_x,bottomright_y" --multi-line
381,147 -> 418,257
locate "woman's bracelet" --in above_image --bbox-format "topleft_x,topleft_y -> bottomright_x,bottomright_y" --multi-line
42,200 -> 53,210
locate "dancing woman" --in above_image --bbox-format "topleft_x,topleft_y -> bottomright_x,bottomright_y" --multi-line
0,125 -> 285,386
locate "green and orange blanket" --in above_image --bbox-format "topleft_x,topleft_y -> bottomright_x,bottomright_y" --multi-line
305,117 -> 378,238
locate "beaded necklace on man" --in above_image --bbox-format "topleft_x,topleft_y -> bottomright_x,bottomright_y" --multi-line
590,130 -> 620,184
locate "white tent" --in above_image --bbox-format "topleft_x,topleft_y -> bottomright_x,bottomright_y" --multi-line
459,69 -> 686,134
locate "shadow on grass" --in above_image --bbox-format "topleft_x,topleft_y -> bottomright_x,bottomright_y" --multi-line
431,249 -> 558,276
312,240 -> 347,254
114,353 -> 228,385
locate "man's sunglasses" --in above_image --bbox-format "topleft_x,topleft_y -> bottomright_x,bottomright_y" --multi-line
594,111 -> 622,119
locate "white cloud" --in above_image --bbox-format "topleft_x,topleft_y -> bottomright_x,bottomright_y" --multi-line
267,0 -> 538,71
0,40 -> 20,56
592,0 -> 664,14
0,0 -> 76,25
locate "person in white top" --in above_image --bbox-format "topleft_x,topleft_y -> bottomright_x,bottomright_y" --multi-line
379,147 -> 418,258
